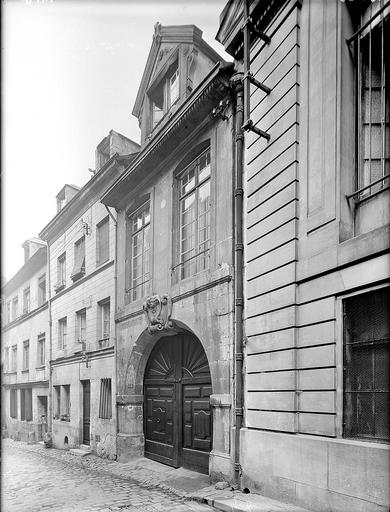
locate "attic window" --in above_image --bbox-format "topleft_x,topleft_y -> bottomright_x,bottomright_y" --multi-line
150,62 -> 179,129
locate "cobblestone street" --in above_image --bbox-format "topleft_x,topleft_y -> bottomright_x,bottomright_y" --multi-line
2,441 -> 212,512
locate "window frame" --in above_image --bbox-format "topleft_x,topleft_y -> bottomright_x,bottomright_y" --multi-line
37,334 -> 45,367
71,236 -> 86,282
11,345 -> 17,372
22,340 -> 30,371
56,252 -> 66,291
96,216 -> 110,267
98,298 -> 110,347
99,378 -> 112,419
23,286 -> 30,315
58,317 -> 67,350
176,147 -> 212,280
10,388 -> 18,419
20,388 -> 32,422
127,201 -> 152,302
76,309 -> 87,349
38,274 -> 46,306
12,296 -> 18,321
148,56 -> 180,130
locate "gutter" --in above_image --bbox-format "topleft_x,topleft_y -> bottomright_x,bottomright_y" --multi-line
231,71 -> 245,483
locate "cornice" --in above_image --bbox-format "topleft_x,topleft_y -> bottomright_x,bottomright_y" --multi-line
50,345 -> 114,367
2,302 -> 48,332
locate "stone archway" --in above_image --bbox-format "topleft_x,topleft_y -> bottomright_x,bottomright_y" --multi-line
143,333 -> 212,474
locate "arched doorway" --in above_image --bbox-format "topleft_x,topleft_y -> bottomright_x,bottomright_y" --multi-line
144,333 -> 212,473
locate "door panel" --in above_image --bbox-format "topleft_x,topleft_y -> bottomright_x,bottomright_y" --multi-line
144,335 -> 212,473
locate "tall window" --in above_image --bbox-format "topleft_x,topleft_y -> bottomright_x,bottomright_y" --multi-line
58,317 -> 67,350
11,345 -> 17,372
37,334 -> 45,367
4,347 -> 10,373
20,388 -> 32,421
71,237 -> 85,281
129,202 -> 151,301
38,274 -> 46,306
150,62 -> 179,129
99,378 -> 112,419
12,296 -> 18,320
98,299 -> 110,347
96,216 -> 109,266
6,301 -> 11,323
76,309 -> 87,348
10,389 -> 17,419
168,68 -> 179,107
23,287 -> 30,314
344,287 -> 389,441
56,253 -> 66,291
22,340 -> 29,371
354,3 -> 389,198
62,385 -> 70,420
54,385 -> 61,419
178,148 -> 211,279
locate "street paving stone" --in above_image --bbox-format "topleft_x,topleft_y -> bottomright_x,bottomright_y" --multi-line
2,440 -> 211,512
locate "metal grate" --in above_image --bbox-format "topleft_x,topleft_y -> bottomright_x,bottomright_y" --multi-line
343,287 -> 390,441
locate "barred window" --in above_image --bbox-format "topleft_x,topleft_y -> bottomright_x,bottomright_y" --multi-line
20,388 -> 32,421
129,202 -> 151,301
343,287 -> 390,441
178,148 -> 211,279
352,2 -> 389,199
99,378 -> 112,419
96,216 -> 109,266
10,389 -> 17,419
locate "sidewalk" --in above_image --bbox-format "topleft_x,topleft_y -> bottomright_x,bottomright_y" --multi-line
2,439 -> 311,512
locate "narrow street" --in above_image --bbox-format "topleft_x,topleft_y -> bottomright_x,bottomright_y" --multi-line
2,441 -> 212,512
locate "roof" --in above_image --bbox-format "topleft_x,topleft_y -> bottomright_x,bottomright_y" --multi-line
2,247 -> 47,297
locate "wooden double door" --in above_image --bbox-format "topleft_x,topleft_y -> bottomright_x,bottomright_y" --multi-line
144,334 -> 212,473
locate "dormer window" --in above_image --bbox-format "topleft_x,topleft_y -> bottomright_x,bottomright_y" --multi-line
150,63 -> 179,130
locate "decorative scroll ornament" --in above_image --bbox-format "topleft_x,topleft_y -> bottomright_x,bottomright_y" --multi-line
143,294 -> 173,334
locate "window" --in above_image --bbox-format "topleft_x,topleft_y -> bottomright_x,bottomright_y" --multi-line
12,296 -> 18,320
10,389 -> 17,418
10,389 -> 18,418
96,216 -> 109,266
4,347 -> 9,373
71,237 -> 85,281
61,385 -> 70,420
76,309 -> 86,348
6,301 -> 11,323
56,253 -> 66,291
54,385 -> 61,419
11,345 -> 17,372
99,378 -> 112,419
129,202 -> 151,301
58,317 -> 67,350
23,287 -> 30,314
344,287 -> 390,441
22,340 -> 29,371
353,3 -> 389,199
178,148 -> 211,278
20,388 -> 32,421
37,334 -> 45,367
150,62 -> 179,129
38,274 -> 46,306
98,299 -> 110,347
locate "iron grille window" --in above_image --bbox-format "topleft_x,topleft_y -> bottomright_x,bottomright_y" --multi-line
99,378 -> 112,419
343,287 -> 390,441
178,148 -> 211,279
96,216 -> 109,266
129,202 -> 151,302
71,237 -> 86,281
352,2 -> 389,199
37,334 -> 45,367
20,388 -> 32,421
10,388 -> 17,418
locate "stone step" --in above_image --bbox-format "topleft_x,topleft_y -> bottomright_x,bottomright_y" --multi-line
79,444 -> 91,452
69,448 -> 91,457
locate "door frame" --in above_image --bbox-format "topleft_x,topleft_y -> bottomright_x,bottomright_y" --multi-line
81,380 -> 91,445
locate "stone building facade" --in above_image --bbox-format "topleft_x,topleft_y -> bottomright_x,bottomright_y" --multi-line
39,131 -> 139,459
217,1 -> 389,511
2,239 -> 49,442
101,24 -> 237,478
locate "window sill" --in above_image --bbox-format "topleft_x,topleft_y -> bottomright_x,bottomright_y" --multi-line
4,371 -> 17,375
35,365 -> 46,370
54,283 -> 65,293
71,270 -> 85,282
21,369 -> 29,374
96,259 -> 109,268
